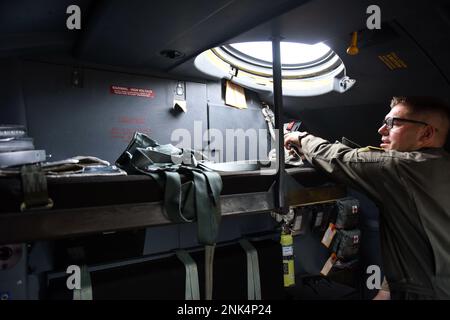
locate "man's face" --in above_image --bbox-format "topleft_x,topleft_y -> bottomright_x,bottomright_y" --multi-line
378,104 -> 425,151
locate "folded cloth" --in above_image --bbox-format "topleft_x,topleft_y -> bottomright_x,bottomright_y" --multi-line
0,156 -> 127,177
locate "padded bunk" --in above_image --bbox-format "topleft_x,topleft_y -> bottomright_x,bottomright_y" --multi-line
0,167 -> 346,244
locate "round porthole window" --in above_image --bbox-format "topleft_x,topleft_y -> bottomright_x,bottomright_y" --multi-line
194,41 -> 355,96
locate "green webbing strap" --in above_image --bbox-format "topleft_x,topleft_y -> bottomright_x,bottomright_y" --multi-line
167,168 -> 222,300
202,171 -> 222,206
239,239 -> 261,300
73,265 -> 93,300
192,170 -> 221,245
118,136 -> 223,301
164,171 -> 194,223
205,245 -> 215,300
20,164 -> 53,211
158,167 -> 222,244
125,141 -> 223,245
176,250 -> 200,300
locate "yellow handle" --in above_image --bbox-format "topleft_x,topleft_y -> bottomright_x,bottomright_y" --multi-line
346,31 -> 359,55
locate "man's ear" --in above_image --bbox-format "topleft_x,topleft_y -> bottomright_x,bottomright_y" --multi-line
419,125 -> 435,144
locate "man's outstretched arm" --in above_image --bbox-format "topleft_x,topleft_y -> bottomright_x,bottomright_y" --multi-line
284,131 -> 389,203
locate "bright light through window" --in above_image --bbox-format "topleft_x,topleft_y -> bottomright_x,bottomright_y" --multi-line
229,41 -> 331,64
194,40 -> 355,97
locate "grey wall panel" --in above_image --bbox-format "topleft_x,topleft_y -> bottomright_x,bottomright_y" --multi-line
207,104 -> 270,162
143,225 -> 180,255
0,59 -> 27,125
142,214 -> 278,255
207,82 -> 271,162
21,61 -> 207,163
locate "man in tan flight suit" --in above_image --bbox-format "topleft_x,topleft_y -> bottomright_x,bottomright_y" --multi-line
284,96 -> 450,300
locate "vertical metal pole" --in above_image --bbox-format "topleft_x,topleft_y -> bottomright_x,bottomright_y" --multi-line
272,36 -> 287,214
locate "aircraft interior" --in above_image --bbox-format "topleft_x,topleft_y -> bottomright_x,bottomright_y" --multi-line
1,0 -> 449,302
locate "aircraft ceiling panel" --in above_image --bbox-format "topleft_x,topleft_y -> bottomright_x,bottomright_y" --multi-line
76,0 -> 309,70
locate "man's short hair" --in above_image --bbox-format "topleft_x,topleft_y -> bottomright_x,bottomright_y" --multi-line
390,96 -> 450,120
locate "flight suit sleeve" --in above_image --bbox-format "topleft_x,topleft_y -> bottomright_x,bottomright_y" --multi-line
300,134 -> 391,203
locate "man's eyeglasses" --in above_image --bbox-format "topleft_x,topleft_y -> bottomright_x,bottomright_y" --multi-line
381,117 -> 429,130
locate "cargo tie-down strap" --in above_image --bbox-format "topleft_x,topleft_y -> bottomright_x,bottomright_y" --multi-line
176,250 -> 200,300
239,239 -> 261,300
116,132 -> 223,299
20,164 -> 53,211
204,245 -> 215,300
73,265 -> 93,300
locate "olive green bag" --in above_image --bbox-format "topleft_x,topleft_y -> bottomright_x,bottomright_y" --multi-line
116,132 -> 223,245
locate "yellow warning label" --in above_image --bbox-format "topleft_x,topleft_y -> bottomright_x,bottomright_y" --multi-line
378,52 -> 407,70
